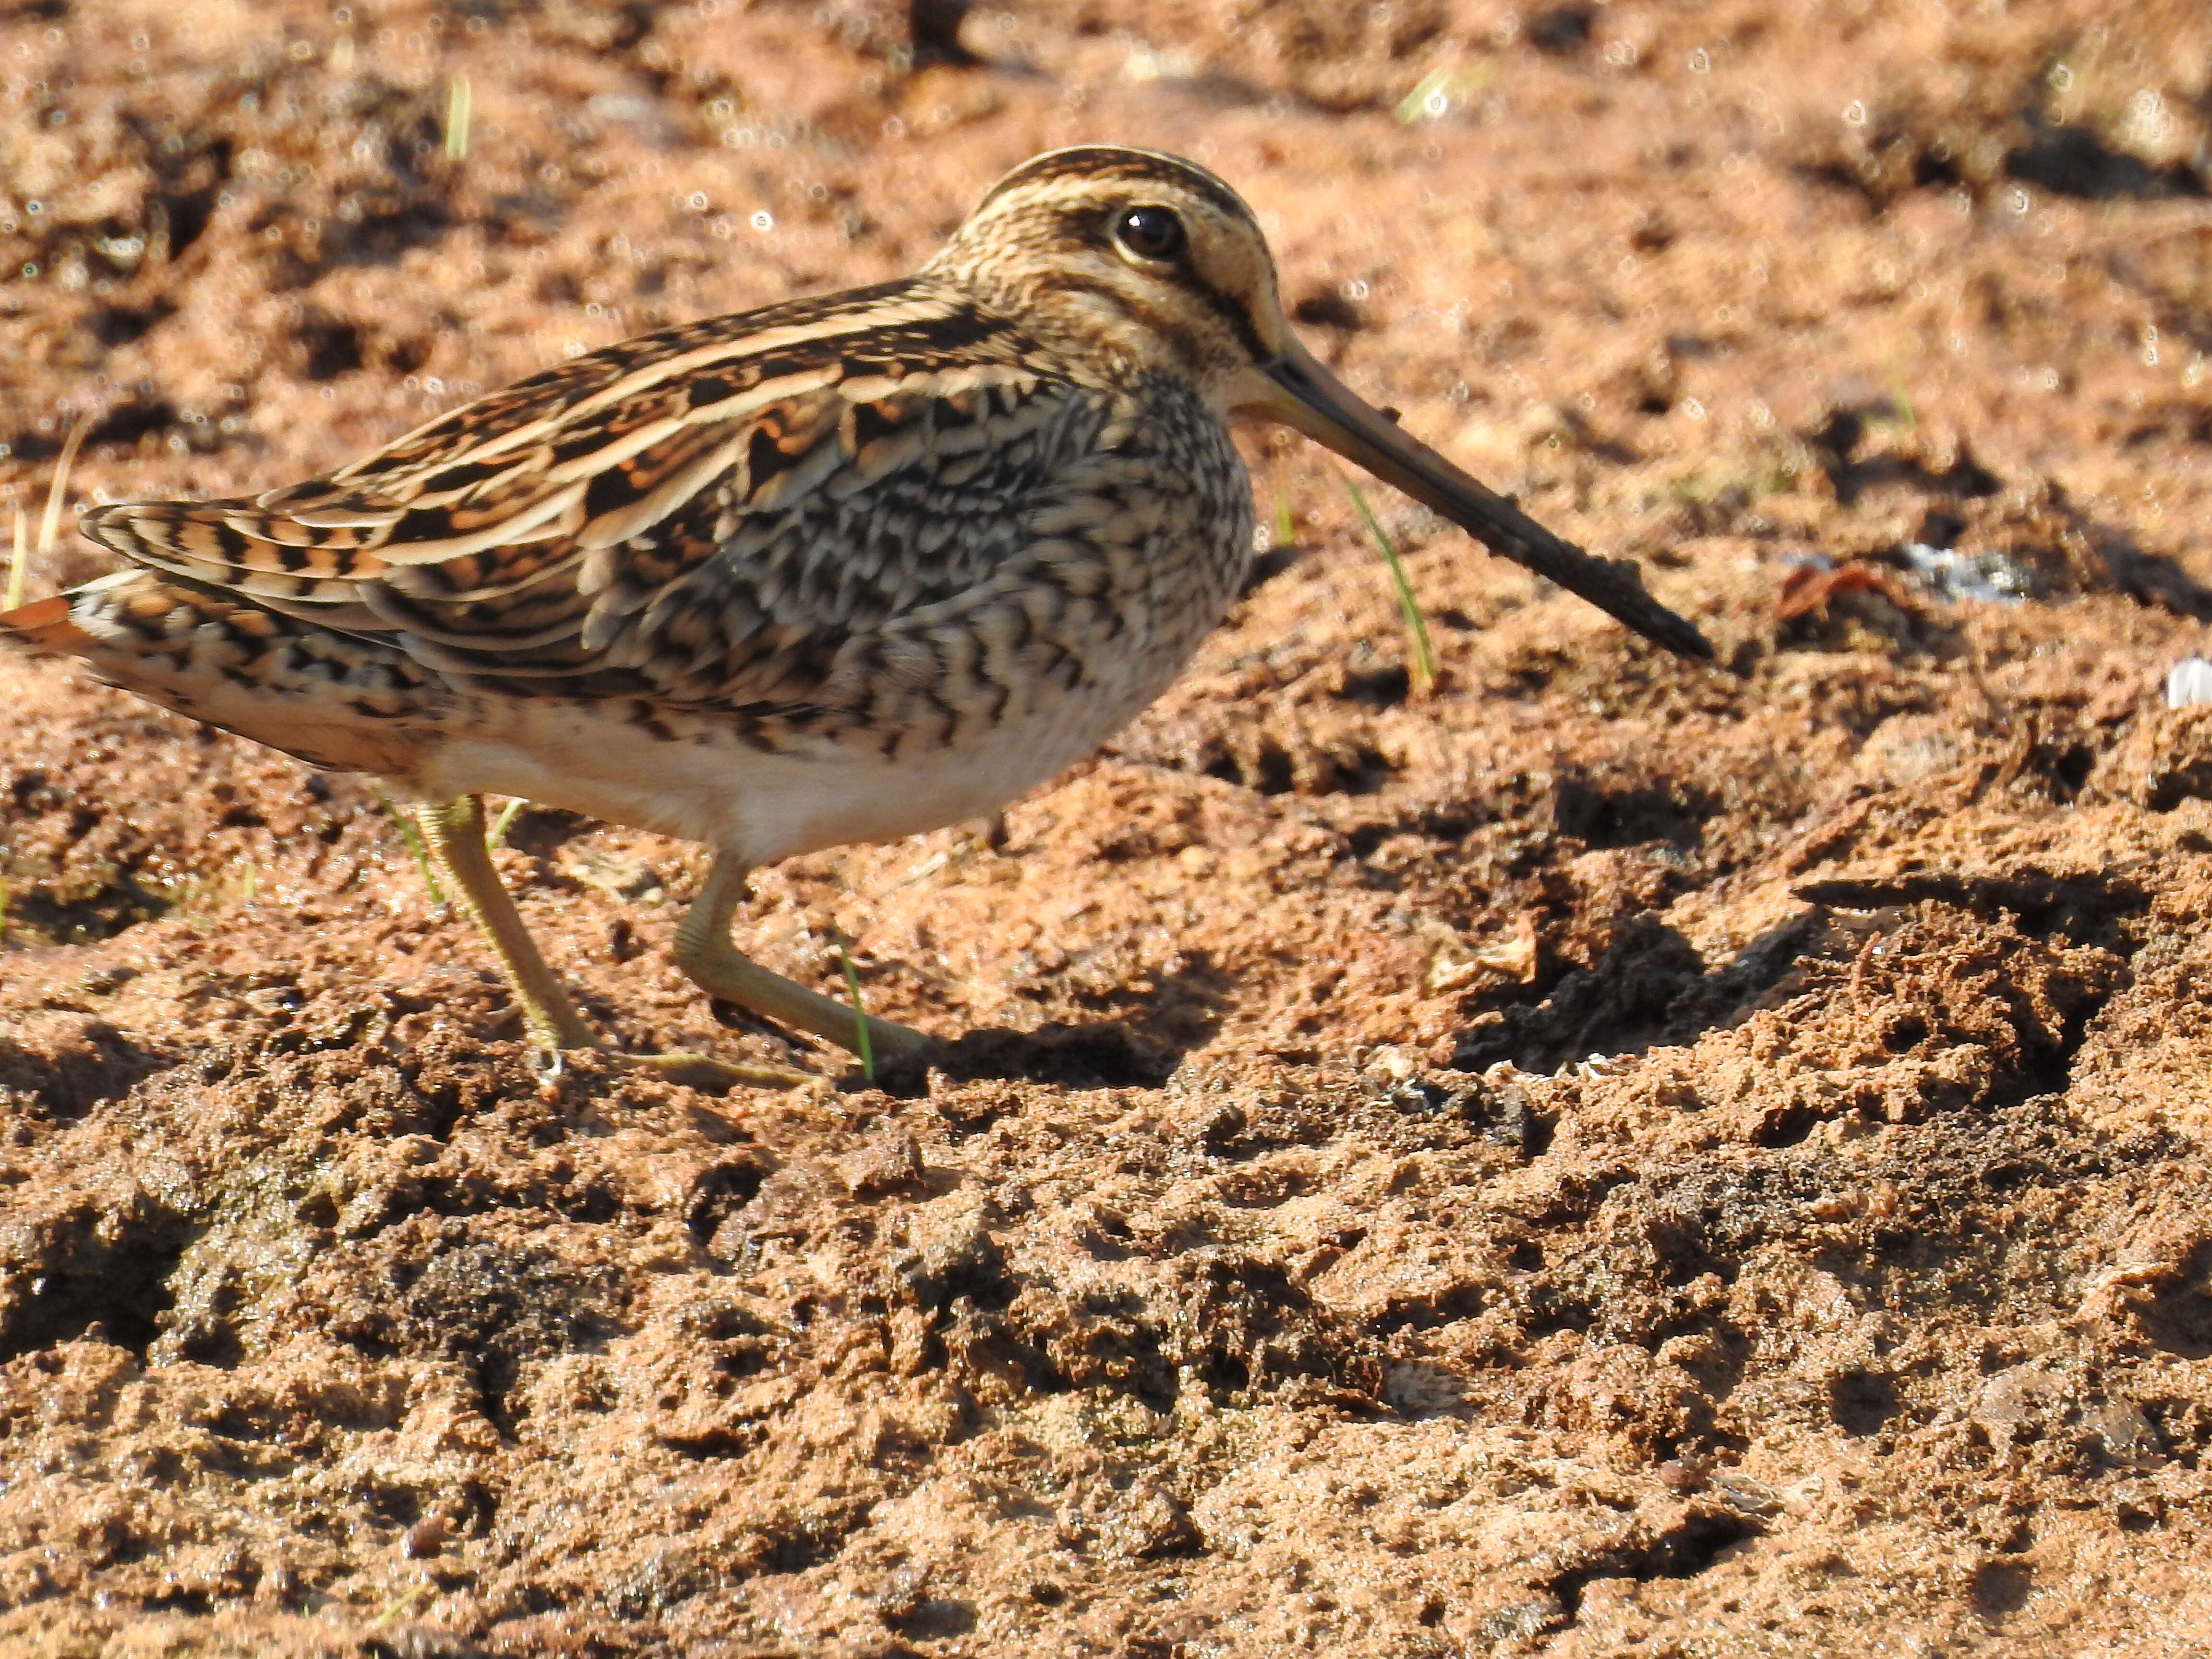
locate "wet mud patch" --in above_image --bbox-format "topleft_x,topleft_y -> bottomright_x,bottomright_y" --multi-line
1450,909 -> 1833,1075
0,1018 -> 174,1121
0,1185 -> 190,1360
884,1021 -> 1185,1096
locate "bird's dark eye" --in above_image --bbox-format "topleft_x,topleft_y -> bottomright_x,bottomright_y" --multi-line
1113,205 -> 1187,263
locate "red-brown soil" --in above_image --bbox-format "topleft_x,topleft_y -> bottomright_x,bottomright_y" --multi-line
4,2 -> 2212,1654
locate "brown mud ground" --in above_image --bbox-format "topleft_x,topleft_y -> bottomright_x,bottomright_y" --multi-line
4,2 -> 2212,1654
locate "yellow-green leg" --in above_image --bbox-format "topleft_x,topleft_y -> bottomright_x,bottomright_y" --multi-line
414,795 -> 598,1053
674,855 -> 932,1060
412,796 -> 805,1087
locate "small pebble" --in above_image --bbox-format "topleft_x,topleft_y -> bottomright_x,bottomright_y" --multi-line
1897,541 -> 2039,605
2165,656 -> 2212,709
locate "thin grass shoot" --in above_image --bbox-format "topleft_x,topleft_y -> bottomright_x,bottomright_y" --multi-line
444,75 -> 473,163
1342,475 -> 1437,694
1879,354 -> 1917,431
1393,64 -> 1493,125
837,942 -> 876,1084
484,796 -> 527,851
36,408 -> 96,566
373,789 -> 448,909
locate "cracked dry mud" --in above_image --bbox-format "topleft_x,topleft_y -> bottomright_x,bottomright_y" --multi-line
4,1 -> 2212,1655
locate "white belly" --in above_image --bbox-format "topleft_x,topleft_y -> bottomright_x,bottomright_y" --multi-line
415,647 -> 1173,867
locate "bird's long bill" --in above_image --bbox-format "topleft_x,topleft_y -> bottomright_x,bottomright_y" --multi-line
1250,342 -> 1713,661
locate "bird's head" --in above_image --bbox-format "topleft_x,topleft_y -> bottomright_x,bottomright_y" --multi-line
930,145 -> 1711,661
926,143 -> 1293,395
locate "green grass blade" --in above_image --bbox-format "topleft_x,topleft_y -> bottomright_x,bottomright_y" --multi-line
484,796 -> 527,850
1395,67 -> 1454,125
1343,476 -> 1437,693
1885,354 -> 1917,431
36,409 -> 94,563
373,790 -> 447,909
444,75 -> 473,163
14,408 -> 93,611
837,943 -> 876,1084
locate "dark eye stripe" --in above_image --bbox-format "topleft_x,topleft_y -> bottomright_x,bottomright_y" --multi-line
1179,273 -> 1273,364
1037,207 -> 1274,364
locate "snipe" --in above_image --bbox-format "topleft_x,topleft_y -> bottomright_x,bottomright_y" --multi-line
2,144 -> 1708,1082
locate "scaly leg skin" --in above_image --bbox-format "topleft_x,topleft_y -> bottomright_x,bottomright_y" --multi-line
411,795 -> 806,1089
674,855 -> 934,1064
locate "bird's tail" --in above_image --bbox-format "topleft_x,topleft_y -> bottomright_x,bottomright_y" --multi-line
0,592 -> 96,655
0,572 -> 429,775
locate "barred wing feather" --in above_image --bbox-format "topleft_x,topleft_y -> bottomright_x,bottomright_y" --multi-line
75,279 -> 1113,714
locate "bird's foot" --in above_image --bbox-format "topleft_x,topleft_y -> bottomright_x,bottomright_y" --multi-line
615,1048 -> 816,1090
525,1039 -> 813,1091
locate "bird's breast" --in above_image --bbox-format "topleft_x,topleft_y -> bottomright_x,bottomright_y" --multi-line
421,392 -> 1254,863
